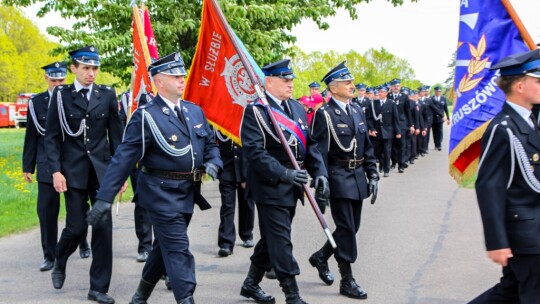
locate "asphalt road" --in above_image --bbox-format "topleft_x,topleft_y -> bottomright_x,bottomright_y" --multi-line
0,126 -> 501,304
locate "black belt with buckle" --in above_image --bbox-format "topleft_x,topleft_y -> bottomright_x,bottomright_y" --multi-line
328,158 -> 364,169
141,166 -> 201,181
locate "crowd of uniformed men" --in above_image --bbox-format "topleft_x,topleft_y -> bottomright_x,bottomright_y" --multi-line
22,45 -> 450,304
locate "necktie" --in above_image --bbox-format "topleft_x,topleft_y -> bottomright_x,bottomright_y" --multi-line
80,88 -> 89,104
530,113 -> 539,131
281,100 -> 291,118
346,103 -> 351,116
174,105 -> 186,126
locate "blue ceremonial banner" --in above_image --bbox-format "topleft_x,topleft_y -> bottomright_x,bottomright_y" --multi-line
449,0 -> 532,183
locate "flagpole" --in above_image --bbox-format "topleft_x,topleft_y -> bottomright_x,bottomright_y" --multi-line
208,0 -> 336,248
501,0 -> 536,50
129,2 -> 155,122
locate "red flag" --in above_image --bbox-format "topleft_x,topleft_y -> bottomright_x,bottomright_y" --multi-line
129,3 -> 157,117
142,8 -> 158,60
183,0 -> 264,144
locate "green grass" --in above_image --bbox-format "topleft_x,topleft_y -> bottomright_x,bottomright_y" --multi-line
0,128 -> 134,238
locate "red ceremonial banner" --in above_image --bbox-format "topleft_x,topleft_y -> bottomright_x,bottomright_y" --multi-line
183,0 -> 264,144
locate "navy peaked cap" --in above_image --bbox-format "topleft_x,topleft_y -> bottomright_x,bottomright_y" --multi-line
322,61 -> 354,85
41,61 -> 67,79
148,52 -> 187,76
69,45 -> 100,66
491,49 -> 540,77
262,59 -> 296,79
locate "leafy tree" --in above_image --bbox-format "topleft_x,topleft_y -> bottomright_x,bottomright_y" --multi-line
292,47 -> 422,97
0,5 -> 126,101
3,0 -> 417,86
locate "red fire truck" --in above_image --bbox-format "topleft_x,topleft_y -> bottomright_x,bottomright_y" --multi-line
0,93 -> 33,128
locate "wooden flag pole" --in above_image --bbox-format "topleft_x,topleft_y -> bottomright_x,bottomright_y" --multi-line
208,0 -> 336,248
501,0 -> 536,50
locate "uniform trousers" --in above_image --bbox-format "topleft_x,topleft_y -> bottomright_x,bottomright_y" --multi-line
218,180 -> 254,249
329,198 -> 364,263
250,204 -> 300,281
409,134 -> 418,161
56,186 -> 112,292
131,170 -> 152,254
375,138 -> 393,173
37,182 -> 60,261
391,131 -> 405,168
142,210 -> 195,301
468,254 -> 540,304
422,129 -> 431,152
432,122 -> 443,149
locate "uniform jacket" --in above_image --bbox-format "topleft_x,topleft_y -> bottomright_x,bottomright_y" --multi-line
420,97 -> 443,129
388,92 -> 413,131
311,98 -> 378,200
241,93 -> 327,206
217,131 -> 244,183
96,95 -> 222,214
23,91 -> 53,183
351,96 -> 370,113
476,103 -> 540,255
409,98 -> 425,131
366,99 -> 401,139
431,95 -> 450,124
45,84 -> 124,189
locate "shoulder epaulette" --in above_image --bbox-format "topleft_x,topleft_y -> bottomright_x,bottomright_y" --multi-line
182,100 -> 195,105
98,84 -> 114,91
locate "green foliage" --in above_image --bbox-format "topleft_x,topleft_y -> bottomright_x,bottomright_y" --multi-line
3,0 -> 416,86
0,128 -> 134,238
0,5 -> 126,101
292,46 -> 423,97
0,5 -> 61,101
0,129 -> 44,237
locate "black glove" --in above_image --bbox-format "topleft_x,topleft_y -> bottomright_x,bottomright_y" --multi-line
86,200 -> 112,227
314,176 -> 330,214
369,175 -> 379,205
280,169 -> 309,187
204,162 -> 219,181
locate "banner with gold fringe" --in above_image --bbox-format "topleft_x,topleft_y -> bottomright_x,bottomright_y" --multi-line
449,0 -> 534,184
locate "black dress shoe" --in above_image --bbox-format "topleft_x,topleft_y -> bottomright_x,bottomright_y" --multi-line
240,282 -> 276,303
79,246 -> 91,259
51,262 -> 65,289
242,239 -> 255,248
409,160 -> 415,164
218,247 -> 233,257
308,252 -> 334,285
40,259 -> 54,272
398,168 -> 404,173
383,172 -> 390,177
88,290 -> 115,304
340,278 -> 367,299
403,163 -> 409,168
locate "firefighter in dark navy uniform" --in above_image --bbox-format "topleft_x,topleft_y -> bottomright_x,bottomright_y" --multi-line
470,50 -> 540,304
365,85 -> 400,177
431,86 -> 450,151
23,62 -> 90,272
45,46 -> 124,303
239,59 -> 328,304
309,61 -> 379,300
216,129 -> 255,257
387,79 -> 413,173
351,83 -> 369,112
86,52 -> 222,304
